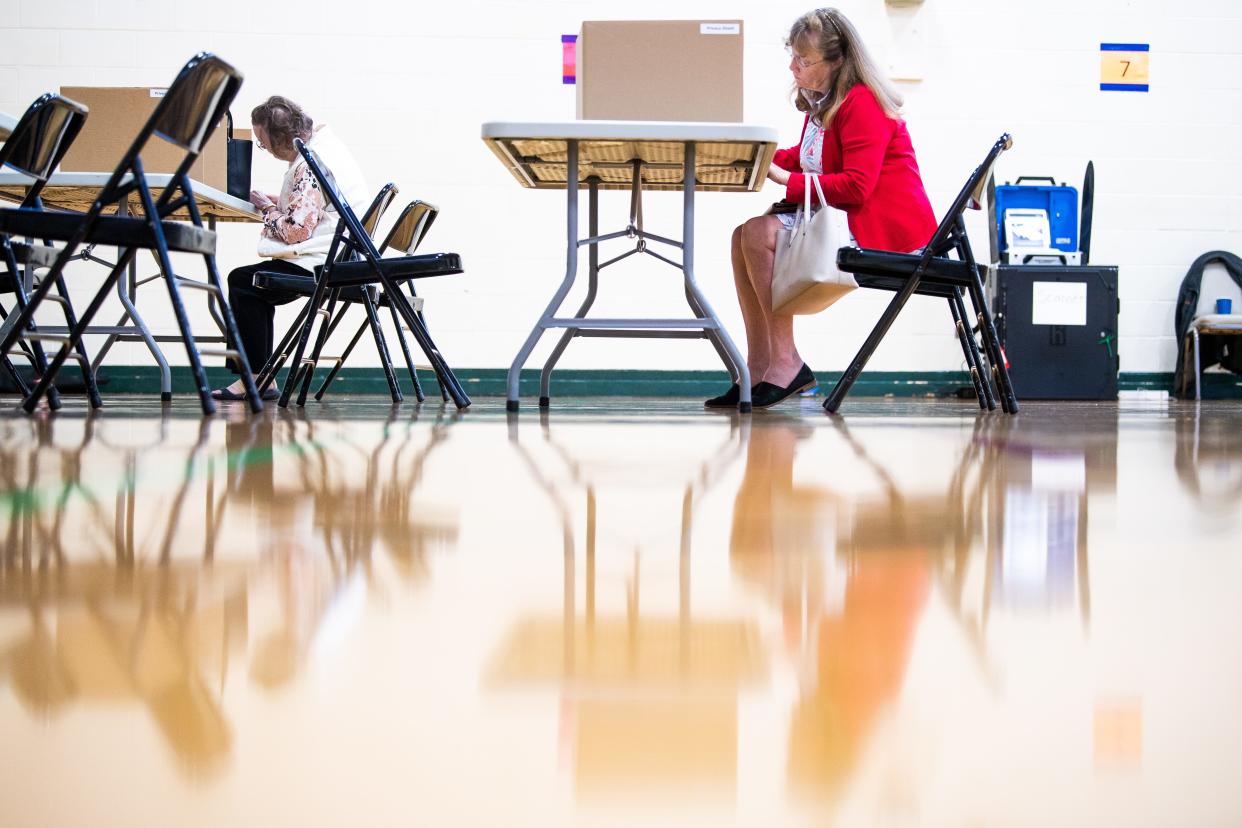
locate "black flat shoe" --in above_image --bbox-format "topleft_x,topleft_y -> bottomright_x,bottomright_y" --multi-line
211,386 -> 279,402
704,384 -> 742,408
752,364 -> 815,409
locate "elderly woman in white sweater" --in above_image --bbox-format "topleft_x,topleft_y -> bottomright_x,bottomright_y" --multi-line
213,95 -> 367,401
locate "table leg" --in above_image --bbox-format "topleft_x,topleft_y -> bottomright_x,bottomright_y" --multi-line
539,176 -> 600,406
203,214 -> 229,336
92,197 -> 172,399
507,139 -> 580,412
679,142 -> 751,412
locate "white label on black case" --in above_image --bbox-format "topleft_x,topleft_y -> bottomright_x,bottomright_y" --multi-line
1032,281 -> 1087,326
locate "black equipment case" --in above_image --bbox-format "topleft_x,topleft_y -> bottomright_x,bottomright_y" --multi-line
991,264 -> 1120,400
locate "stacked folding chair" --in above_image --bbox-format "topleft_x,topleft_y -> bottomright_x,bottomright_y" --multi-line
248,182 -> 399,401
256,200 -> 447,404
0,93 -> 101,410
0,53 -> 263,414
273,138 -> 468,409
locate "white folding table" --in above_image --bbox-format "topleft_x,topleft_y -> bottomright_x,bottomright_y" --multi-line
482,120 -> 777,412
0,171 -> 260,398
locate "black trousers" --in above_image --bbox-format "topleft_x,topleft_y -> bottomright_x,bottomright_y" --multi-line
226,259 -> 314,374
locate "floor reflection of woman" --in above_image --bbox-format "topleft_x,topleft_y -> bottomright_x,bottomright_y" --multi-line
728,419 -> 930,805
786,554 -> 928,803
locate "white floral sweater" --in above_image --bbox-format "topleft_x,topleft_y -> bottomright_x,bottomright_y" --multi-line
257,125 -> 368,270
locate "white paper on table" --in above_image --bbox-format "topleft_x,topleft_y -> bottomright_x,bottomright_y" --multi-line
1031,281 -> 1087,326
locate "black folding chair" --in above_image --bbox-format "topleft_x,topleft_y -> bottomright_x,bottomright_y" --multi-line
0,93 -> 102,410
248,182 -> 399,400
279,139 -> 469,409
827,133 -> 1018,415
316,200 -> 445,403
0,53 -> 262,415
267,200 -> 447,404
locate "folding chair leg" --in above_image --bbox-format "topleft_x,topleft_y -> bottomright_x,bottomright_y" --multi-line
308,297 -> 375,401
1,246 -> 63,410
257,300 -> 314,393
949,289 -> 995,411
405,284 -> 444,401
360,291 -> 403,403
384,280 -> 470,409
18,254 -> 134,414
133,181 -> 215,415
5,298 -> 63,411
297,288 -> 342,406
203,257 -> 263,414
275,299 -> 345,402
824,273 -> 924,414
52,273 -> 103,409
385,296 -> 425,403
159,258 -> 214,415
280,277 -> 330,408
966,277 -> 1018,414
1,350 -> 32,397
315,318 -> 367,401
956,217 -> 1018,414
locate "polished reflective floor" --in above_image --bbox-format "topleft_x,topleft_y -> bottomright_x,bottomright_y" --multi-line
2,396 -> 1241,826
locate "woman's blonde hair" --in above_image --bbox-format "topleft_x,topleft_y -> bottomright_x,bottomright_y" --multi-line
787,8 -> 903,127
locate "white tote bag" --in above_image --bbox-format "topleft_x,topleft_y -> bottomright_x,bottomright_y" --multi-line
770,173 -> 856,315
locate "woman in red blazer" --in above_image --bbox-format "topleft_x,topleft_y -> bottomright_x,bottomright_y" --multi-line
708,8 -> 937,409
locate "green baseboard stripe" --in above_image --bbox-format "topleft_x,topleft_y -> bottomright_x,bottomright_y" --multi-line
76,366 -> 1242,399
83,366 -> 970,398
1118,372 -> 1242,398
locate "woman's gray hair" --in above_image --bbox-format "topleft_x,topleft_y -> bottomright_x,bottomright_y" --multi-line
250,95 -> 314,153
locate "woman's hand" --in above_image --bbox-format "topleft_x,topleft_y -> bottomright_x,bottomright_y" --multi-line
766,165 -> 791,186
249,190 -> 276,210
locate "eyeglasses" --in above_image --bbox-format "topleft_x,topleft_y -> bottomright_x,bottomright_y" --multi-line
255,135 -> 268,152
787,48 -> 824,70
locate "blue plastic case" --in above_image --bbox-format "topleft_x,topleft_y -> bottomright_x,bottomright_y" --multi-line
994,177 -> 1079,254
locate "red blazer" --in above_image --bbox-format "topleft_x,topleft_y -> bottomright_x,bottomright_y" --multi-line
774,84 -> 937,254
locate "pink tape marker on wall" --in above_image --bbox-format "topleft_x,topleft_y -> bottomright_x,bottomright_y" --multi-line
562,34 -> 577,84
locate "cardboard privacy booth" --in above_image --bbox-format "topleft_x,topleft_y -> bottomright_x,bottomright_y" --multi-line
576,20 -> 744,122
58,86 -> 241,194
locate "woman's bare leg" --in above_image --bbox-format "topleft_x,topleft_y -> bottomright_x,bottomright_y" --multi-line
732,223 -> 769,381
739,215 -> 804,385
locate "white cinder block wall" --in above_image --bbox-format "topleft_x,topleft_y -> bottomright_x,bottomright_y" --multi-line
1,0 -> 1238,375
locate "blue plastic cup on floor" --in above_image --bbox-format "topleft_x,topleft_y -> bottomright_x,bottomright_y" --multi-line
1217,298 -> 1233,315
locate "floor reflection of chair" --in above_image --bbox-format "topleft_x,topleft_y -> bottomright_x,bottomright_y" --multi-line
0,561 -> 248,774
965,415 -> 1111,626
86,414 -> 247,567
722,413 -> 1109,806
1175,404 -> 1242,513
278,406 -> 461,585
490,414 -> 762,795
830,414 -> 1105,648
1,418 -> 242,769
236,408 -> 460,692
2,413 -> 118,565
1,411 -> 266,572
